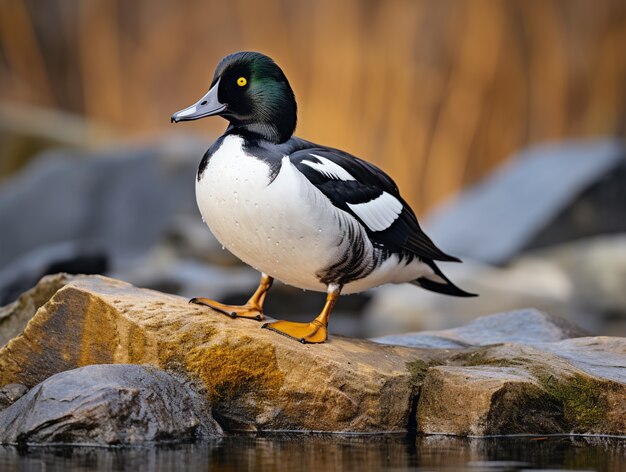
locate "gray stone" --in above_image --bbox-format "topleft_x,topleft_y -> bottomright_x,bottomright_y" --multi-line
0,136 -> 213,304
362,259 -> 577,337
0,364 -> 221,445
0,139 -> 201,268
424,139 -> 626,264
522,235 -> 626,327
531,337 -> 626,384
373,309 -> 586,348
0,242 -> 108,306
0,384 -> 28,410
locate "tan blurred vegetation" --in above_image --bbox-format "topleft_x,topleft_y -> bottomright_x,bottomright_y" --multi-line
1,0 -> 625,213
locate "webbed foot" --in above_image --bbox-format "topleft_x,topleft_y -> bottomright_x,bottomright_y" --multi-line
189,297 -> 264,321
260,283 -> 342,345
189,273 -> 273,322
261,320 -> 327,343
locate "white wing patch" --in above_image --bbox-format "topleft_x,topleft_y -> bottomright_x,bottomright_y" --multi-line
301,154 -> 356,181
347,191 -> 403,232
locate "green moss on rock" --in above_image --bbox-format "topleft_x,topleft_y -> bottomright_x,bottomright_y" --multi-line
450,347 -> 522,368
536,373 -> 610,432
406,358 -> 441,391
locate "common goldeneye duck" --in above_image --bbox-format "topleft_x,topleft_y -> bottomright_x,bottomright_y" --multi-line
171,51 -> 476,344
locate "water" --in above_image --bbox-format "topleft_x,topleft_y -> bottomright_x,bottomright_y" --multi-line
0,434 -> 624,472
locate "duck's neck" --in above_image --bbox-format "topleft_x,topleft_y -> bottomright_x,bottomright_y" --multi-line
225,96 -> 297,144
225,121 -> 291,144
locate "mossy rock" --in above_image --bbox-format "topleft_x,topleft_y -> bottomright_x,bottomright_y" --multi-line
416,342 -> 626,435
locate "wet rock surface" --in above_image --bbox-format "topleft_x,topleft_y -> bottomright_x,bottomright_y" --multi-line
0,364 -> 221,445
0,274 -> 624,440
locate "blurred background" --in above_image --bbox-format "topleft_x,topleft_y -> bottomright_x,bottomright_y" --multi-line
1,0 -> 625,337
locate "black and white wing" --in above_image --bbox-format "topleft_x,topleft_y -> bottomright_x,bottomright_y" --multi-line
289,146 -> 460,262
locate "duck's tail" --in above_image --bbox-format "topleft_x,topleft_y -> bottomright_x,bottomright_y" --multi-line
412,259 -> 478,297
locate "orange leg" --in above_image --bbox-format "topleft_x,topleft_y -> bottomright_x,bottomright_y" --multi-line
190,273 -> 273,321
262,283 -> 342,344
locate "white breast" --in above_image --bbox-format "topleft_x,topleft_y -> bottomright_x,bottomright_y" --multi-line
196,135 -> 341,292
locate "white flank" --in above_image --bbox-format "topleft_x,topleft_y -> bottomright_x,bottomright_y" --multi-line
347,191 -> 403,232
301,154 -> 356,181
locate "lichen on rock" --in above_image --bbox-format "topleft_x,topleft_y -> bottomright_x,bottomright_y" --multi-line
534,372 -> 613,433
185,337 -> 284,402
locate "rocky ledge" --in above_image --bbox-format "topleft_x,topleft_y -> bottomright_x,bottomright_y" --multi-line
0,274 -> 624,444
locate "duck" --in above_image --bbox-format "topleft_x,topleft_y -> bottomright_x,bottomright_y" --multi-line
171,51 -> 476,344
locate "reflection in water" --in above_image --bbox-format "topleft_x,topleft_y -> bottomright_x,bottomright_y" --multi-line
0,434 -> 624,472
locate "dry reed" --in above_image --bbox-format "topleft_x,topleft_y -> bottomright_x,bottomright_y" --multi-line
1,0 -> 625,213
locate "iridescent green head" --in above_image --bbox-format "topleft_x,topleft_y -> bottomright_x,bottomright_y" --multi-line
172,52 -> 297,144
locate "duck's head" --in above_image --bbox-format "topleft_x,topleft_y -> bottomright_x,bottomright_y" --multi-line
171,52 -> 297,144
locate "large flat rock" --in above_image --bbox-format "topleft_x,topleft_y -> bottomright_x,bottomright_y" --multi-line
0,275 -> 424,433
0,274 -> 624,437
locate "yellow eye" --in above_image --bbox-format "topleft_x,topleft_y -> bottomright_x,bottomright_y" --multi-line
237,77 -> 247,87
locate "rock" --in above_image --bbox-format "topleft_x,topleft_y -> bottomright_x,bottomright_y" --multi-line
0,274 -> 624,437
0,243 -> 108,307
0,364 -> 221,445
373,309 -> 587,348
415,366 -> 557,436
0,275 -> 424,433
111,246 -> 260,305
0,136 -> 211,303
533,337 -> 626,384
424,139 -> 626,264
0,273 -> 75,347
389,312 -> 625,436
522,235 -> 626,330
0,384 -> 28,411
415,339 -> 626,436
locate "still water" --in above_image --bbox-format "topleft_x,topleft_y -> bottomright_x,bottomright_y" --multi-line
0,434 -> 624,472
